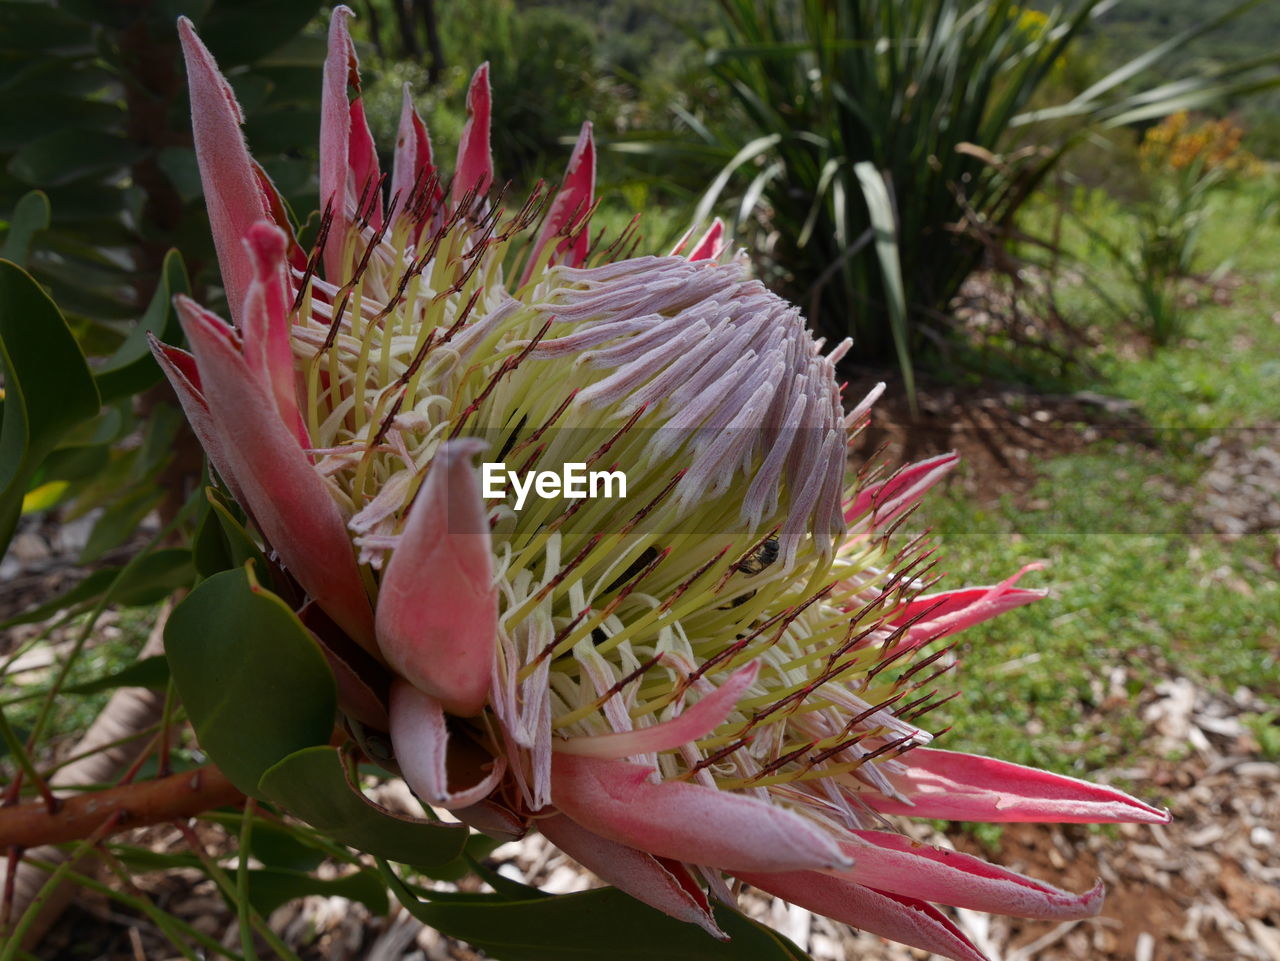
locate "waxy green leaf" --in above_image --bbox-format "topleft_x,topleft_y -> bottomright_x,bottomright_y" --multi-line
64,655 -> 170,695
9,130 -> 145,187
383,866 -> 814,961
1,190 -> 49,265
244,866 -> 389,917
0,258 -> 100,550
165,567 -> 336,796
95,248 -> 190,401
199,0 -> 325,67
260,746 -> 467,868
192,486 -> 269,581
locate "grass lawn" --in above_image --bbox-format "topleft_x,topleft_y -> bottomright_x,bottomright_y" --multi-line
913,178 -> 1280,784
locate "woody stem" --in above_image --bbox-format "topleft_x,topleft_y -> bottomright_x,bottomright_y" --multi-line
0,764 -> 243,850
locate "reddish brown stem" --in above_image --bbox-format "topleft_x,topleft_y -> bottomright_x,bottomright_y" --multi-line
0,765 -> 243,850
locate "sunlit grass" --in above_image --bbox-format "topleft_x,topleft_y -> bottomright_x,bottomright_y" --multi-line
915,178 -> 1280,781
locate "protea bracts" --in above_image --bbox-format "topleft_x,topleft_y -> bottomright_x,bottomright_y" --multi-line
153,9 -> 1169,959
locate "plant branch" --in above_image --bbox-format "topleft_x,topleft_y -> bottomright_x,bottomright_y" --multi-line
0,765 -> 243,851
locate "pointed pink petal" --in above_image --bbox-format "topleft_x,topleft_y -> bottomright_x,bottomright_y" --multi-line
687,218 -> 727,261
148,335 -> 247,509
375,438 -> 497,717
389,681 -> 506,809
555,662 -> 758,759
320,5 -> 358,281
865,747 -> 1172,824
451,63 -> 493,208
453,799 -> 527,841
540,814 -> 726,939
523,122 -> 595,283
889,563 -> 1047,650
348,98 -> 383,230
177,17 -> 270,326
241,222 -> 308,449
550,754 -> 850,874
832,830 -> 1104,920
740,871 -> 989,961
391,84 -> 441,229
174,296 -> 375,649
846,451 -> 958,526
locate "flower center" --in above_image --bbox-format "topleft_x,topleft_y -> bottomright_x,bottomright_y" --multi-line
288,186 -> 944,811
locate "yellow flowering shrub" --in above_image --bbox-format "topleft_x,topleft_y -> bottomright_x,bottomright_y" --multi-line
1140,111 -> 1261,176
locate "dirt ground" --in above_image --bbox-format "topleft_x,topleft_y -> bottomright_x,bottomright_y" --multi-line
4,384 -> 1278,961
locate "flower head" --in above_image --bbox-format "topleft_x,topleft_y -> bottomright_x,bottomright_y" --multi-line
158,9 -> 1170,959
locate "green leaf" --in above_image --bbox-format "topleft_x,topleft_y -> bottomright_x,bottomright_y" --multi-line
0,258 -> 100,551
852,161 -> 914,407
1072,0 -> 1271,108
8,130 -> 146,187
227,73 -> 273,113
164,567 -> 337,796
251,32 -> 326,68
241,106 -> 322,153
192,497 -> 235,578
111,843 -> 203,872
420,832 -> 506,883
691,133 -> 782,228
0,2 -> 95,52
33,442 -> 109,489
79,485 -> 163,561
55,403 -> 127,449
0,96 -> 122,152
28,265 -> 137,321
32,179 -> 130,225
110,841 -> 385,919
464,851 -> 549,902
192,486 -> 268,580
156,147 -> 202,203
115,548 -> 196,604
245,866 -> 389,917
199,0 -> 325,67
382,868 -> 814,961
245,64 -> 323,106
199,810 -> 330,872
1,191 -> 50,266
95,249 -> 190,402
259,746 -> 467,867
247,822 -> 328,873
419,834 -> 504,885
64,655 -> 170,695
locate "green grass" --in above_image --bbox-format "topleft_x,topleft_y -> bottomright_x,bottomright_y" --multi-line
911,177 -> 1280,781
1096,186 -> 1280,429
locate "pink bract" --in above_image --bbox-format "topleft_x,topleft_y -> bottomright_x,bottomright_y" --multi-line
157,10 -> 1170,960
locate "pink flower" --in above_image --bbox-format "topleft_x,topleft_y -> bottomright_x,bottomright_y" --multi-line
157,9 -> 1169,959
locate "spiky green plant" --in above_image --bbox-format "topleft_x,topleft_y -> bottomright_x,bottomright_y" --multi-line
655,0 -> 1280,393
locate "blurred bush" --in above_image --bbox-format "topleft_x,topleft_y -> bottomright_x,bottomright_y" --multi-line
0,0 -> 326,574
0,0 -> 327,322
355,0 -> 623,190
622,0 -> 1280,391
1074,111 -> 1264,345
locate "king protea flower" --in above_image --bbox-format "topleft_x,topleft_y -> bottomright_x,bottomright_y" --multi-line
155,9 -> 1169,959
